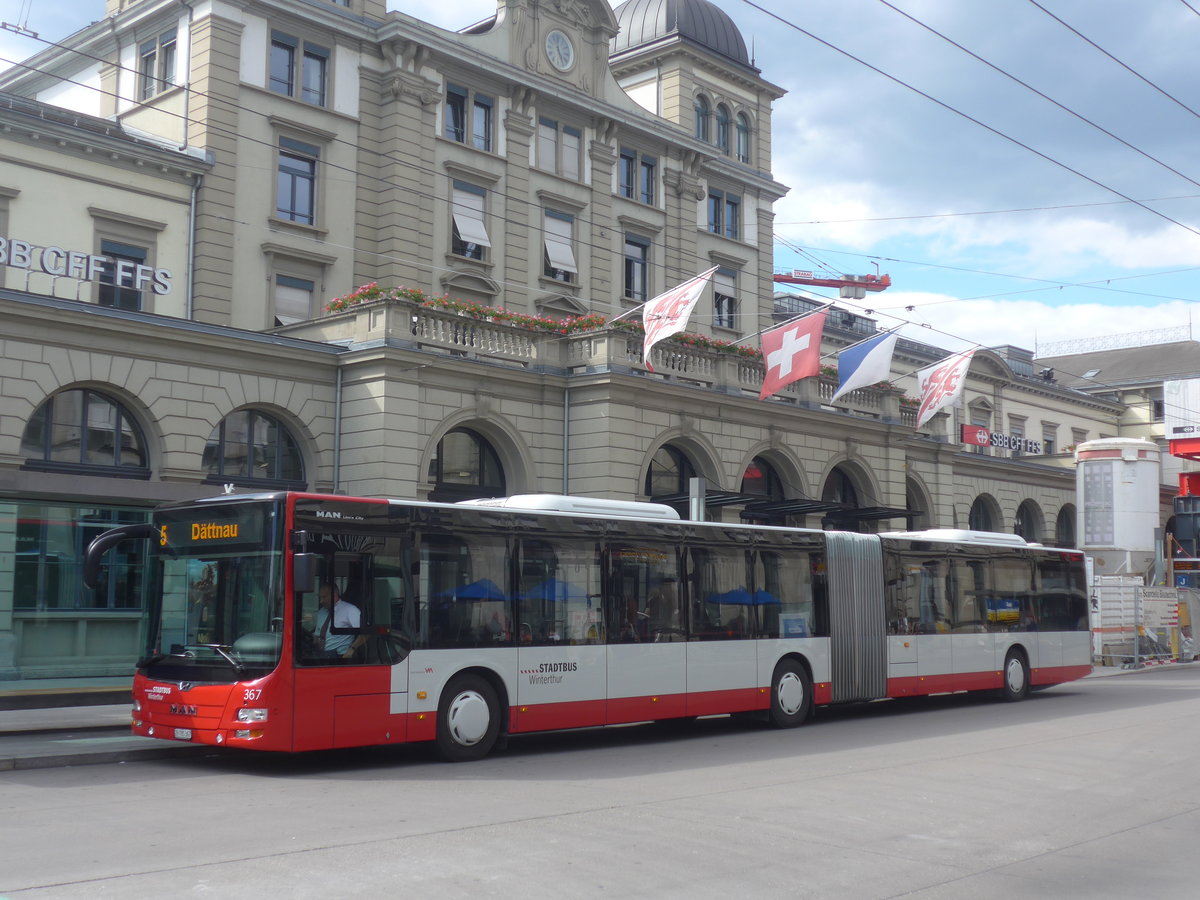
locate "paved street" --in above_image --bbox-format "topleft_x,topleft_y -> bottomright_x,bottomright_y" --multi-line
2,667 -> 1198,899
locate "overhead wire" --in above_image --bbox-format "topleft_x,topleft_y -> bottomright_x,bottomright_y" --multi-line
2,6 -> 1196,414
874,0 -> 1200,193
776,192 -> 1200,225
5,5 -> 1197,326
7,2 -> 1200,327
0,27 -> 751,325
773,236 -> 1200,305
737,0 -> 1200,240
1025,0 -> 1200,124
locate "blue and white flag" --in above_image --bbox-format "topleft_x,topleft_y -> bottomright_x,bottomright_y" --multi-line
831,331 -> 899,402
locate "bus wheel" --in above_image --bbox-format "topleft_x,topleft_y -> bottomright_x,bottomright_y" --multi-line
436,674 -> 500,762
769,660 -> 811,728
1001,649 -> 1030,702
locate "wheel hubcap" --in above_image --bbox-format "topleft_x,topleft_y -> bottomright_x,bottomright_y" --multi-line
777,672 -> 804,716
447,690 -> 490,746
1006,659 -> 1025,694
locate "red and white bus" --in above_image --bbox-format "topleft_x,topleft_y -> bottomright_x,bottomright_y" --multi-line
83,491 -> 1092,761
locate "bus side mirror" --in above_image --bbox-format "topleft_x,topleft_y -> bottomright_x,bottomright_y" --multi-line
83,523 -> 160,589
293,553 -> 319,593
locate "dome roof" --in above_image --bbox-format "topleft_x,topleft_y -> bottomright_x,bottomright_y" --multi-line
611,0 -> 752,68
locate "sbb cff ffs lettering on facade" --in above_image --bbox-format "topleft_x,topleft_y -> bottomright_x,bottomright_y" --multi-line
0,236 -> 172,294
960,425 -> 1043,455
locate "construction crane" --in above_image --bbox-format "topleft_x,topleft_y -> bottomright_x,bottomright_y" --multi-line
773,269 -> 892,299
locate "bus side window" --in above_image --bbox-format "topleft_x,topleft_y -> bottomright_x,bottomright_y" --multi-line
605,543 -> 680,643
756,547 -> 821,639
518,537 -> 603,645
688,544 -> 750,640
418,530 -> 511,650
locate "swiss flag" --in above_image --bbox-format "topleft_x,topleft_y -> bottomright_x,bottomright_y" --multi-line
759,312 -> 827,401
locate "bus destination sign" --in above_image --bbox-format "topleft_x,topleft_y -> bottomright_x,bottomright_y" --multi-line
157,503 -> 270,552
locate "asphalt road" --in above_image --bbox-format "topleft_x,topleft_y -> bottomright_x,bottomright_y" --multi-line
2,667 -> 1198,899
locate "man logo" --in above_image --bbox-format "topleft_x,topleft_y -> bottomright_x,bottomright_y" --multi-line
169,704 -> 198,716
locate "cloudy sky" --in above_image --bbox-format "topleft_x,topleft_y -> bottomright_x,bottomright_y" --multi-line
3,0 -> 1200,356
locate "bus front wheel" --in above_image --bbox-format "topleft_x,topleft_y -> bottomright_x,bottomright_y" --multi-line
769,659 -> 812,728
1001,649 -> 1030,702
436,673 -> 500,762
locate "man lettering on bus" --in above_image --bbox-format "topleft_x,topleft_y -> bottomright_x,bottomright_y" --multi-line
317,583 -> 364,660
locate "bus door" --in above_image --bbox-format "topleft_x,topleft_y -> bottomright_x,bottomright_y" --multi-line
683,543 -> 759,716
514,536 -> 606,732
606,542 -> 686,723
949,554 -> 994,684
989,551 -> 1041,674
292,532 -> 414,750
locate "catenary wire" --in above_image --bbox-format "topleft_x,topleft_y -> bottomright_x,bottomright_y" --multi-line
3,8 -> 1193,330
874,0 -> 1200,192
734,0 -> 1200,240
1,9 -> 1195,409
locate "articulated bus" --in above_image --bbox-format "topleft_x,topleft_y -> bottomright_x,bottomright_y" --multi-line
83,491 -> 1091,761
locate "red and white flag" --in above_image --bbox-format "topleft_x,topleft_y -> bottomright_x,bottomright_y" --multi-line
916,349 -> 975,427
642,266 -> 718,372
758,311 -> 827,401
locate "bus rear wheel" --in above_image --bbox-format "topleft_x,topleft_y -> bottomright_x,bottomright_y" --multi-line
769,659 -> 811,728
1001,649 -> 1030,702
436,673 -> 500,762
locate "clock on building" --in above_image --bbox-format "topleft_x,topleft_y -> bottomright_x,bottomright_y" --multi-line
545,29 -> 575,72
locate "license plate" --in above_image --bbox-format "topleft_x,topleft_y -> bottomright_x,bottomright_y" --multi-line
174,728 -> 193,741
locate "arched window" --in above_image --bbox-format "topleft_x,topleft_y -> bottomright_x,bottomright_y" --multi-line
21,388 -> 148,475
735,113 -> 751,163
741,456 -> 785,525
905,478 -> 928,531
715,104 -> 731,154
428,427 -> 505,502
969,495 -> 999,532
645,444 -> 697,499
1056,505 -> 1076,548
822,465 -> 869,532
822,466 -> 859,508
1015,500 -> 1042,542
203,409 -> 304,487
741,456 -> 783,502
694,95 -> 711,142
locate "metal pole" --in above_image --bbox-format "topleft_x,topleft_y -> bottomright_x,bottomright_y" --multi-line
1133,569 -> 1142,669
562,386 -> 569,495
688,477 -> 706,522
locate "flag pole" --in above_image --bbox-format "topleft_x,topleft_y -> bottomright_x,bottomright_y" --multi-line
817,324 -> 903,365
607,303 -> 646,325
732,301 -> 837,346
609,266 -> 719,325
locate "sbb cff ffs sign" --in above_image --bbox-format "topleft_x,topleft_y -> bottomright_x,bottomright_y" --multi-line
960,425 -> 1043,455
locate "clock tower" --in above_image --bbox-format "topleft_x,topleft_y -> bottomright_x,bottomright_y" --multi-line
499,0 -> 619,88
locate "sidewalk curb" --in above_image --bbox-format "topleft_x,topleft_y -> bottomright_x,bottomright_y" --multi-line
0,731 -> 214,771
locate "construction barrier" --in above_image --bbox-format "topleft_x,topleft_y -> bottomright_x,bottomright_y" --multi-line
1093,577 -> 1198,667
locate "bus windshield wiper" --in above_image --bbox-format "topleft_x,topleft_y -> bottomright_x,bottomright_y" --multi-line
200,644 -> 246,675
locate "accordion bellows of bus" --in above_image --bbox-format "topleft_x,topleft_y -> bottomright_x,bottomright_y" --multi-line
84,492 -> 1091,761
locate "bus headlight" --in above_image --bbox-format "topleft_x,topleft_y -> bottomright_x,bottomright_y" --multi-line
236,708 -> 269,723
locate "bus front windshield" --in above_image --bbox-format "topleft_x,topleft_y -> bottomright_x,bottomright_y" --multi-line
142,500 -> 284,682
